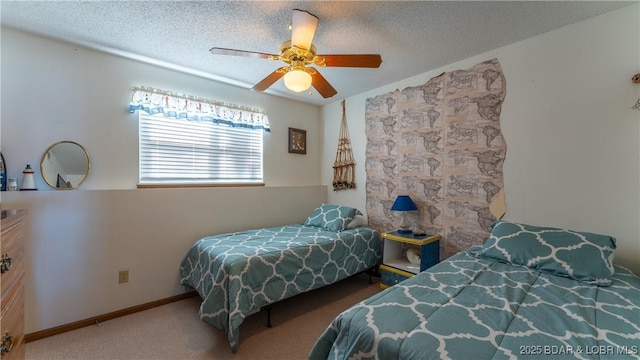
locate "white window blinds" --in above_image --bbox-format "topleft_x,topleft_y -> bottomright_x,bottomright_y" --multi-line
139,113 -> 263,184
129,86 -> 268,186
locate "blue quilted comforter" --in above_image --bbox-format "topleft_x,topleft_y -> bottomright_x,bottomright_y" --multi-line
309,246 -> 640,360
179,224 -> 380,351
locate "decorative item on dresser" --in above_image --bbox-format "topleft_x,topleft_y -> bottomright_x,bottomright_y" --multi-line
0,152 -> 6,191
1,209 -> 27,360
19,165 -> 36,191
379,231 -> 440,289
7,178 -> 18,191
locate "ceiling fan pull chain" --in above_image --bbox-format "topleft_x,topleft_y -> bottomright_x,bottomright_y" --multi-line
333,99 -> 356,191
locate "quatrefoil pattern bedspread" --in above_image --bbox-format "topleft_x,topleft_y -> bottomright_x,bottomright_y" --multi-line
179,224 -> 380,351
309,246 -> 640,360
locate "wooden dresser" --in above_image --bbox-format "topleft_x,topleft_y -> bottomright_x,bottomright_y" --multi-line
1,209 -> 26,360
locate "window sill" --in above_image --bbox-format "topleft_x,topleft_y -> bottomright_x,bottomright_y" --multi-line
137,182 -> 265,189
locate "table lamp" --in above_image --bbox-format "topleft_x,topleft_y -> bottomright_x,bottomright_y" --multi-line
391,195 -> 417,234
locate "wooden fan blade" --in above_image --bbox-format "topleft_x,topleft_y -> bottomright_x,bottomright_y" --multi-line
210,47 -> 278,60
251,67 -> 288,92
310,69 -> 337,98
317,54 -> 382,68
291,9 -> 318,51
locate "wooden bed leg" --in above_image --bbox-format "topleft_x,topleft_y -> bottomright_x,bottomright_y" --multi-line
266,306 -> 273,328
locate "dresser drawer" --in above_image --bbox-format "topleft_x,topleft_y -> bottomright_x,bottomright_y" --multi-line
1,217 -> 24,297
1,281 -> 25,360
380,264 -> 413,289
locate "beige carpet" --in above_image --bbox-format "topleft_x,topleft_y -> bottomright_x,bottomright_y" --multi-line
26,273 -> 380,360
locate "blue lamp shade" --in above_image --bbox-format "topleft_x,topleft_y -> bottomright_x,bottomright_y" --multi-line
391,195 -> 417,212
391,195 -> 417,234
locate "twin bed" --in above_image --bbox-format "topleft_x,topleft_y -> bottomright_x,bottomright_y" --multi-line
180,204 -> 640,358
179,204 -> 380,352
309,220 -> 640,359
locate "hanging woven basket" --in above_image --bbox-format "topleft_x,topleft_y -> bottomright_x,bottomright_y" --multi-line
333,100 -> 356,191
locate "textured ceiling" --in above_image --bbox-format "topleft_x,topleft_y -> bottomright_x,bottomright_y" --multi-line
0,1 -> 634,106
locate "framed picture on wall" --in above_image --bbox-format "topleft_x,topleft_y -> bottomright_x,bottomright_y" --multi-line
288,127 -> 307,154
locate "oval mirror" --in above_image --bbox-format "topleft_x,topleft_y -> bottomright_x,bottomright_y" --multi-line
40,141 -> 90,190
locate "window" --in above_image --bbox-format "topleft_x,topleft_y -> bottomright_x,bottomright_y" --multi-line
129,86 -> 269,187
139,113 -> 263,185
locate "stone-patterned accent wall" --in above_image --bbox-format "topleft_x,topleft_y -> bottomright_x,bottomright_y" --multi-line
365,58 -> 507,258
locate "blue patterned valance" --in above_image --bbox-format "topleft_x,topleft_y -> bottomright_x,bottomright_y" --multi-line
128,86 -> 270,132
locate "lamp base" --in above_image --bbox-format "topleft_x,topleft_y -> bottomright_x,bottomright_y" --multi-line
397,211 -> 412,235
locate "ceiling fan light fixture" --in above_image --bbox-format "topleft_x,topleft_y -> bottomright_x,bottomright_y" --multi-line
291,9 -> 318,51
284,69 -> 312,92
210,8 -> 379,99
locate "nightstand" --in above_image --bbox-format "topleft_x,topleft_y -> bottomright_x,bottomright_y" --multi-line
379,231 -> 440,289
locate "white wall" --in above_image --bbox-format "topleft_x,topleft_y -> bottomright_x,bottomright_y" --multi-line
0,27 -> 322,189
323,5 -> 640,275
2,186 -> 326,332
1,28 -> 327,333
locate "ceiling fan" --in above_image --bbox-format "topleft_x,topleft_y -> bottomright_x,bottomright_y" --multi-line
209,9 -> 382,98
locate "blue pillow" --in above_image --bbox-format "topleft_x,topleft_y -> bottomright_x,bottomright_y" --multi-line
477,220 -> 616,286
304,204 -> 360,232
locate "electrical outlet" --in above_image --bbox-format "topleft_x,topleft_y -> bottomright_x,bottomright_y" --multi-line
119,269 -> 129,284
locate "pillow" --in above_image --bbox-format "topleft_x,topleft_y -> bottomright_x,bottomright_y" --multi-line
477,220 -> 616,286
346,214 -> 368,229
304,204 -> 360,232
